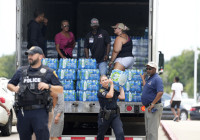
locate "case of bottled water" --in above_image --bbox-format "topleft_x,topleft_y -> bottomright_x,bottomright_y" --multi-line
78,59 -> 97,69
64,90 -> 76,101
59,58 -> 77,69
77,80 -> 99,91
60,80 -> 74,90
78,90 -> 98,101
110,69 -> 128,91
42,58 -> 58,70
77,69 -> 100,80
57,69 -> 76,80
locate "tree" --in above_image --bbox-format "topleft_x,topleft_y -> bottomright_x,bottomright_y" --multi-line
0,53 -> 16,79
161,50 -> 196,98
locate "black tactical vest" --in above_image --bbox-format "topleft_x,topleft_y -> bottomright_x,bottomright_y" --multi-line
17,65 -> 51,107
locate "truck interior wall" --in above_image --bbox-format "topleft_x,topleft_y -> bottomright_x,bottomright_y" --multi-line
22,0 -> 149,41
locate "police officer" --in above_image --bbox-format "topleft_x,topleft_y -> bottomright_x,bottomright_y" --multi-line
7,46 -> 63,140
97,75 -> 125,140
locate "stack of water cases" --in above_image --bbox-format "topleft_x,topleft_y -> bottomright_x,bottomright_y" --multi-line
123,69 -> 143,102
132,37 -> 148,70
57,58 -> 77,101
77,59 -> 100,101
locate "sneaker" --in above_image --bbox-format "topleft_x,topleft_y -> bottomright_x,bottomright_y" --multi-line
173,116 -> 178,121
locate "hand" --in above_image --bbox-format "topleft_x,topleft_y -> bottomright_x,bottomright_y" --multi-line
108,79 -> 113,85
54,116 -> 60,124
43,18 -> 48,26
104,55 -> 108,61
38,82 -> 49,90
6,108 -> 10,116
148,104 -> 154,113
170,100 -> 173,104
15,86 -> 20,93
140,73 -> 146,80
109,61 -> 113,67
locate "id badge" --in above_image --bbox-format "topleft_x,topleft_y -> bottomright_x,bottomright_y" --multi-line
89,37 -> 94,43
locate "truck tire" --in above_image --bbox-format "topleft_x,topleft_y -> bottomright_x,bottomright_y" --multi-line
1,112 -> 13,136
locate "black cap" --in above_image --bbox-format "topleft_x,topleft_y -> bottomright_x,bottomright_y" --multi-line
25,46 -> 44,55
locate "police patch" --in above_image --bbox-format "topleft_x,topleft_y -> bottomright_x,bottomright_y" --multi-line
53,71 -> 58,78
102,92 -> 106,96
40,68 -> 47,73
99,89 -> 105,93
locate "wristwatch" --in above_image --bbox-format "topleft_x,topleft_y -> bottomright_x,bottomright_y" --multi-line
151,103 -> 155,106
48,84 -> 51,90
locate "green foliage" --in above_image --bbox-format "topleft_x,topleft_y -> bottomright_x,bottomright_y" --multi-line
161,50 -> 200,98
0,53 -> 16,79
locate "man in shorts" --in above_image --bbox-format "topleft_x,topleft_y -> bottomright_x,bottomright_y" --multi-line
170,76 -> 183,122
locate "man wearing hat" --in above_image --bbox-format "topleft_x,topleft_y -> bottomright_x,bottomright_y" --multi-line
140,62 -> 164,140
7,46 -> 63,140
84,18 -> 111,75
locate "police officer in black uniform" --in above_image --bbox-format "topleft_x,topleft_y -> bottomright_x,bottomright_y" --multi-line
97,75 -> 125,140
7,46 -> 63,140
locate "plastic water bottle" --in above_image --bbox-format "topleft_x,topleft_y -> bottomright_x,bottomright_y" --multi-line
85,70 -> 89,80
129,91 -> 132,102
84,80 -> 87,90
83,91 -> 86,101
126,81 -> 130,91
82,59 -> 85,68
144,27 -> 148,39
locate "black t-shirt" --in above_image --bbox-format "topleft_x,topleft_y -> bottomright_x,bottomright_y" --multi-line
84,28 -> 111,63
97,87 -> 120,110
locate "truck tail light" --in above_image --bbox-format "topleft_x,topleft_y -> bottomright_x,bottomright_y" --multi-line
0,97 -> 5,103
126,105 -> 133,112
141,106 -> 145,112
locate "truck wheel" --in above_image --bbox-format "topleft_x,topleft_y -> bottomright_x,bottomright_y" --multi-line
1,112 -> 13,136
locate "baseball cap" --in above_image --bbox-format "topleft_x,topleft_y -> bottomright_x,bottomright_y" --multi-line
111,23 -> 130,31
146,62 -> 157,69
25,46 -> 44,55
91,18 -> 99,26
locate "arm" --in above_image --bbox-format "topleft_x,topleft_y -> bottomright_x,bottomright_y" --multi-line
41,18 -> 48,36
56,44 -> 66,58
170,90 -> 175,104
109,37 -> 122,66
38,83 -> 63,97
104,43 -> 111,61
148,92 -> 163,112
84,35 -> 90,58
140,73 -> 146,86
54,94 -> 64,124
118,87 -> 125,100
0,102 -> 10,115
106,79 -> 114,98
7,84 -> 19,93
84,48 -> 89,58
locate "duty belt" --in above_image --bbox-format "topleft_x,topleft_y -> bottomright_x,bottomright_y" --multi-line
22,105 -> 45,110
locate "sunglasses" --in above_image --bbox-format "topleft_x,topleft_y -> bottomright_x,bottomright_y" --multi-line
63,25 -> 69,28
146,68 -> 152,70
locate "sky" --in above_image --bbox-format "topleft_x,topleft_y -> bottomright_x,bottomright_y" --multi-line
0,0 -> 200,61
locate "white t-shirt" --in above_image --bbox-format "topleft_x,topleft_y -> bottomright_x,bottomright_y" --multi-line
171,82 -> 183,101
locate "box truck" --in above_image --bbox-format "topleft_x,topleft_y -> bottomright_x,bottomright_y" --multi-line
16,0 -> 162,139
